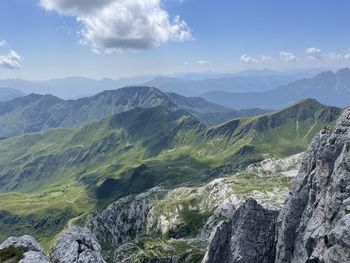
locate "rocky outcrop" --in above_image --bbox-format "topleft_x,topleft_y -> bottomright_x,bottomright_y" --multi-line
0,235 -> 50,263
0,226 -> 105,263
51,226 -> 106,263
275,108 -> 350,262
203,108 -> 350,263
202,198 -> 278,263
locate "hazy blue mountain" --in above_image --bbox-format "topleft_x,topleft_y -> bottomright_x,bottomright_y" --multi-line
0,77 -> 150,100
201,68 -> 350,109
143,74 -> 307,97
0,68 -> 323,99
0,88 -> 25,101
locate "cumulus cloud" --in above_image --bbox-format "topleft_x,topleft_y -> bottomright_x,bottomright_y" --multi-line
0,50 -> 22,69
280,51 -> 299,62
39,0 -> 192,53
306,47 -> 322,60
197,60 -> 210,66
345,53 -> 350,60
240,54 -> 258,63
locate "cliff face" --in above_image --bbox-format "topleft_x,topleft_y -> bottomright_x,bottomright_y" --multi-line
202,198 -> 278,263
275,107 -> 350,263
203,108 -> 350,263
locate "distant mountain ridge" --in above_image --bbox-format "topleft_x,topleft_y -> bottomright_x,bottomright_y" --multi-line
201,68 -> 350,109
143,74 -> 304,97
0,88 -> 25,101
0,86 -> 268,138
0,69 -> 320,99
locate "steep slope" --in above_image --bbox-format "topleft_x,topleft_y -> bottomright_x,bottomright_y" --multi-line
0,87 -> 25,101
0,86 -> 263,138
203,106 -> 350,263
201,68 -> 350,109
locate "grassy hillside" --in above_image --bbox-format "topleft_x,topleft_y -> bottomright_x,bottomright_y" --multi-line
0,99 -> 341,249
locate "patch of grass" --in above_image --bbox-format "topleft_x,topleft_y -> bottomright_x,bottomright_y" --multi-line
231,173 -> 293,194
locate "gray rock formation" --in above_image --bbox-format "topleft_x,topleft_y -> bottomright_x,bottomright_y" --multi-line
19,251 -> 51,263
203,108 -> 350,263
51,226 -> 106,263
0,235 -> 50,263
202,198 -> 278,263
89,188 -> 166,248
275,107 -> 350,262
0,235 -> 44,254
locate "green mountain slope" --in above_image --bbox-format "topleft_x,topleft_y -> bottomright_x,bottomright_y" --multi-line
0,99 -> 341,248
0,86 -> 266,138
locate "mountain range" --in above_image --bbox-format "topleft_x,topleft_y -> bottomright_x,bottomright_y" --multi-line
142,74 -> 302,97
0,86 -> 268,138
0,69 -> 319,100
0,97 -> 341,250
0,71 -> 348,263
201,68 -> 350,109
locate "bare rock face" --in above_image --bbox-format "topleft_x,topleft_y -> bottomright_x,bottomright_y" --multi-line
51,226 -> 106,263
275,107 -> 350,263
202,198 -> 278,263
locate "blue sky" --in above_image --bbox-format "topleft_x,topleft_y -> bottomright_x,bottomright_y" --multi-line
1,0 -> 350,79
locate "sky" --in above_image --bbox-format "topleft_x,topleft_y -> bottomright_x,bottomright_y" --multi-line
1,0 -> 350,80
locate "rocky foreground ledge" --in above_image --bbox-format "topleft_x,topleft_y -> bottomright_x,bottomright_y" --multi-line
0,226 -> 105,263
1,108 -> 350,263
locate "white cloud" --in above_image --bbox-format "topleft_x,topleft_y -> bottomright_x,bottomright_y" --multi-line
0,50 -> 22,69
306,47 -> 322,60
345,53 -> 350,60
0,40 -> 7,47
327,52 -> 343,60
39,0 -> 191,53
280,51 -> 299,62
259,55 -> 274,62
240,54 -> 258,63
197,60 -> 210,66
